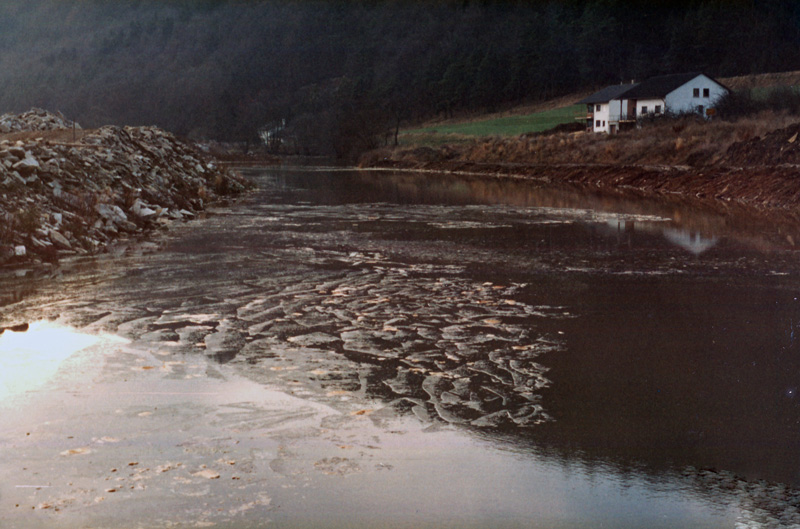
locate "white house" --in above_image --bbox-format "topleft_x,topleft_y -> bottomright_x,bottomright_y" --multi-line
576,83 -> 639,134
577,73 -> 730,134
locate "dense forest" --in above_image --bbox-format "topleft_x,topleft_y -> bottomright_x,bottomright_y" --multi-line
1,0 -> 799,157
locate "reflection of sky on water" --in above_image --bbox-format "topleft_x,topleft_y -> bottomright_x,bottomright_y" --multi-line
0,321 -> 124,401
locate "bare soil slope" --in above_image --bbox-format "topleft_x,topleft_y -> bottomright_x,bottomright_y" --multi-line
365,110 -> 800,212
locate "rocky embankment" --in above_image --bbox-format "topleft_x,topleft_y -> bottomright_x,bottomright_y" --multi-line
364,119 -> 800,212
0,108 -> 76,133
0,109 -> 250,266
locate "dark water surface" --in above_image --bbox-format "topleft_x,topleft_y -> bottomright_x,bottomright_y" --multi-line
4,167 -> 800,528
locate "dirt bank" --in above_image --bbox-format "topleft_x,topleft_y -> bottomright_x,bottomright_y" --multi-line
363,112 -> 800,213
0,109 -> 251,267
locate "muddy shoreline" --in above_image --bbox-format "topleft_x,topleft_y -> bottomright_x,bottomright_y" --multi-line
364,118 -> 800,218
367,158 -> 800,213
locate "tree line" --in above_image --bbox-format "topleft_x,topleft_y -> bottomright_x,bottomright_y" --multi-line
0,0 -> 799,158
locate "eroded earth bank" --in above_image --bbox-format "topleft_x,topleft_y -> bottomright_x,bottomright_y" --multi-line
364,115 -> 800,212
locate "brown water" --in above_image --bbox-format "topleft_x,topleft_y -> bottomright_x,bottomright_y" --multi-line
3,167 -> 800,528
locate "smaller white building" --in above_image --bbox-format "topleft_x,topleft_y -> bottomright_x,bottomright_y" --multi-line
577,83 -> 639,134
578,73 -> 729,134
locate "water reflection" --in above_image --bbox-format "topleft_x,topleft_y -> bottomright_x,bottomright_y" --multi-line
250,170 -> 800,479
0,321 -> 102,400
663,228 -> 719,254
257,168 -> 800,257
338,169 -> 800,254
602,219 -> 719,254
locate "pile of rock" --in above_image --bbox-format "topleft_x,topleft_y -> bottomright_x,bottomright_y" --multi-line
0,109 -> 251,265
0,108 -> 78,133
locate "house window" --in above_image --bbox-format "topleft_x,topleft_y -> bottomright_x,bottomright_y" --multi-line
596,120 -> 601,128
655,105 -> 662,114
642,105 -> 648,114
703,88 -> 709,98
693,88 -> 700,97
596,104 -> 601,112
602,121 -> 606,127
697,105 -> 704,114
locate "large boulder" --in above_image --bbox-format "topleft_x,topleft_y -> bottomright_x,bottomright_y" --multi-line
48,230 -> 72,250
95,203 -> 128,225
12,154 -> 40,175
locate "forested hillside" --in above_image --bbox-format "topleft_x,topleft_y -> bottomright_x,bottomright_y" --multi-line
1,0 -> 799,157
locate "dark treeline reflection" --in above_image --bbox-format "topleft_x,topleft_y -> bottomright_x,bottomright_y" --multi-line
1,1 -> 799,156
524,277 -> 800,486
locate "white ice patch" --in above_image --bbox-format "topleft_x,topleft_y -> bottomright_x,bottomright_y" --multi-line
428,221 -> 513,229
530,206 -> 672,223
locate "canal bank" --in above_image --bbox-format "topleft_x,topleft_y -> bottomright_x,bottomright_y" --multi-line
5,167 -> 800,527
363,118 -> 800,214
0,109 -> 251,269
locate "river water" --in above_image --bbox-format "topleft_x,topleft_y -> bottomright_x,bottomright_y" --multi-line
4,167 -> 800,528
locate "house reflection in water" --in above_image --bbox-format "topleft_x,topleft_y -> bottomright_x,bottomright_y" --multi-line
662,228 -> 718,255
602,219 -> 718,255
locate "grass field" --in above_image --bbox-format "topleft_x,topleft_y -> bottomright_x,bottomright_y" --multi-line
398,71 -> 800,146
403,104 -> 584,141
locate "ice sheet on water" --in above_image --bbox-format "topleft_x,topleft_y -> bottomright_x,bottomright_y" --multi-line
428,221 -> 513,229
220,257 -> 570,428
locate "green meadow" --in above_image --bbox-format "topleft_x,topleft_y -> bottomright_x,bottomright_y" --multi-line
402,104 -> 584,143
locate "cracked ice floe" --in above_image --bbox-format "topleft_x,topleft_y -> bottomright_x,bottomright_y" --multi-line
226,261 -> 569,428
